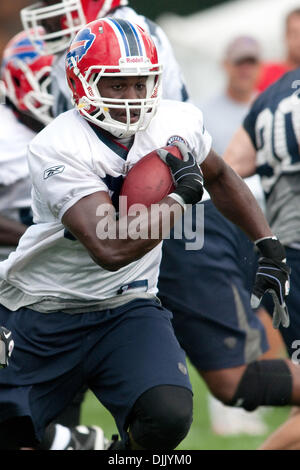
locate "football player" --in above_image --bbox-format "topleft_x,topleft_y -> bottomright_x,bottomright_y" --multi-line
0,18 -> 285,450
0,29 -> 109,450
224,67 -> 300,449
0,28 -> 54,259
18,0 -> 299,450
0,29 -> 53,261
20,0 -> 189,116
19,0 -> 190,449
0,30 -> 54,376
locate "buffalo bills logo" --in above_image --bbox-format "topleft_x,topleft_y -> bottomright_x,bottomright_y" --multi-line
3,37 -> 43,67
66,28 -> 96,68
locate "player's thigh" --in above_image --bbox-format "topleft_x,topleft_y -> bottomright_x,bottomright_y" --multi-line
87,299 -> 192,440
0,304 -> 88,442
159,201 -> 257,325
159,201 -> 268,371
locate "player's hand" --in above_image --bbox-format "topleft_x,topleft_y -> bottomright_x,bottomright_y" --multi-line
156,142 -> 204,205
251,237 -> 291,329
0,326 -> 14,368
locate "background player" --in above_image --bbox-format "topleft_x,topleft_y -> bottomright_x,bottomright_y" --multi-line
224,66 -> 300,450
198,34 -> 269,436
0,29 -> 109,450
20,0 -> 189,116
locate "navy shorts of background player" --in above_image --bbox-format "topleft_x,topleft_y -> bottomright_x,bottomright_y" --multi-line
158,200 -> 269,372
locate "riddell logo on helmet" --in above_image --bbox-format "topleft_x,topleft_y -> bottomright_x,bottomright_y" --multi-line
87,86 -> 94,96
126,57 -> 144,63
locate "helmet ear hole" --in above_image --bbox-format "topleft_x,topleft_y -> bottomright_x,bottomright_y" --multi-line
70,77 -> 76,91
13,76 -> 21,88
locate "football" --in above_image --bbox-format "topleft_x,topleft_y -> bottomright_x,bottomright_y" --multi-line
120,145 -> 183,211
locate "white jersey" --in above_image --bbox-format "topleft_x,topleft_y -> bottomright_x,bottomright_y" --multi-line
0,104 -> 35,261
0,100 -> 211,313
51,6 -> 189,116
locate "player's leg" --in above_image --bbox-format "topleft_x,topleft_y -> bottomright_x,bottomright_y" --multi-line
87,299 -> 193,450
258,407 -> 300,450
127,385 -> 192,450
159,200 -> 270,435
38,385 -> 109,450
254,247 -> 300,449
0,304 -> 97,449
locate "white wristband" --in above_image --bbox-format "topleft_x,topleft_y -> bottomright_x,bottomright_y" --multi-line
168,193 -> 187,212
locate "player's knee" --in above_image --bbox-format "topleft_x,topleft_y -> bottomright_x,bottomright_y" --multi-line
228,360 -> 292,411
0,417 -> 37,450
128,385 -> 193,449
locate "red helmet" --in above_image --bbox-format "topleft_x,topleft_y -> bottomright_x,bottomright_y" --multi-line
21,0 -> 128,54
65,18 -> 162,138
1,30 -> 55,125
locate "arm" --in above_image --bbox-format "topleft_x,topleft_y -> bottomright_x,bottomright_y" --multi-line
0,214 -> 27,246
201,148 -> 271,242
201,148 -> 290,329
62,146 -> 204,272
223,126 -> 257,178
62,190 -> 184,272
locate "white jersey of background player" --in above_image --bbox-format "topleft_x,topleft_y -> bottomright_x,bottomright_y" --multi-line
50,6 -> 189,115
0,99 -> 211,313
0,105 -> 34,262
0,30 -> 54,262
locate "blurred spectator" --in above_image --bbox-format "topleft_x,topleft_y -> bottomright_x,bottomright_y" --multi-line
256,8 -> 300,92
0,1 -> 31,61
201,36 -> 262,157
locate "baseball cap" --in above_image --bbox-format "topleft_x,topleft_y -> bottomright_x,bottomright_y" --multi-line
225,36 -> 261,63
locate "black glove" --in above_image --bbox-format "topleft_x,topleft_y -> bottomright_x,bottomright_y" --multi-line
251,237 -> 291,329
0,326 -> 14,368
156,142 -> 204,205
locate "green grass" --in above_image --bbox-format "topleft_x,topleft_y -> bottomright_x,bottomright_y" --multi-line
81,360 -> 290,450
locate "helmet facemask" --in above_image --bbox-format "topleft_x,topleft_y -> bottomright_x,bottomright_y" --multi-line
21,0 -> 85,54
23,64 -> 54,125
70,58 -> 163,138
3,59 -> 54,126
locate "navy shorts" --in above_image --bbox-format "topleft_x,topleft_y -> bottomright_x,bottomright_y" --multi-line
158,200 -> 269,371
262,246 -> 300,357
0,299 -> 191,442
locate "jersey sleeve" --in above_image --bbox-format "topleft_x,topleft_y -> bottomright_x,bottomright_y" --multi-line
190,104 -> 212,163
28,136 -> 108,221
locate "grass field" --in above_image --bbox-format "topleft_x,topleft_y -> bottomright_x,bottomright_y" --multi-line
81,359 -> 290,450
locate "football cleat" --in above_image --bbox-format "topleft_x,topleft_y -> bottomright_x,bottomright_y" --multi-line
65,425 -> 109,450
